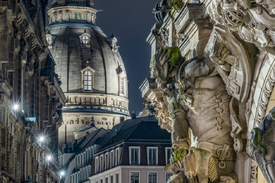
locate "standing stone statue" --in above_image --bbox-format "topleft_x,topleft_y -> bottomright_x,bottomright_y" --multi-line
151,46 -> 238,182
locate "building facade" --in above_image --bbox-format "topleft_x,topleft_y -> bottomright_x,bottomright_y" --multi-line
142,0 -> 275,182
46,0 -> 130,148
0,0 -> 66,182
89,116 -> 172,183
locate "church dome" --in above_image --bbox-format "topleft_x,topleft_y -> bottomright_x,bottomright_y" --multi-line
46,0 -> 129,148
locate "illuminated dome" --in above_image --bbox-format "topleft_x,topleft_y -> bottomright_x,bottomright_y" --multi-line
46,0 -> 129,148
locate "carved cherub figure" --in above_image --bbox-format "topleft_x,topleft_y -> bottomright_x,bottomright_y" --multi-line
151,46 -> 237,182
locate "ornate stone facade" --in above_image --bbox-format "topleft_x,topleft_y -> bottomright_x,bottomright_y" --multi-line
46,0 -> 130,148
141,0 -> 275,182
0,0 -> 66,182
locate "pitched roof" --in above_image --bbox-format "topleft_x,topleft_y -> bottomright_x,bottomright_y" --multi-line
96,116 -> 171,151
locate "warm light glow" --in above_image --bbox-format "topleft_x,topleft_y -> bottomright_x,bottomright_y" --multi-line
13,104 -> 19,111
46,155 -> 52,161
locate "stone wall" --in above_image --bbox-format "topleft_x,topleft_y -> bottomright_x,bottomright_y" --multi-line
0,0 -> 66,182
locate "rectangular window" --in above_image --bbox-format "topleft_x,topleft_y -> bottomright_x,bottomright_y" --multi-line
100,155 -> 104,171
148,172 -> 157,183
100,179 -> 103,183
166,172 -> 173,182
110,175 -> 113,183
116,148 -> 120,166
130,147 -> 139,165
130,172 -> 139,183
105,177 -> 108,183
110,151 -> 114,168
116,173 -> 119,183
105,153 -> 109,169
148,148 -> 157,165
84,71 -> 92,91
166,147 -> 171,165
95,157 -> 99,173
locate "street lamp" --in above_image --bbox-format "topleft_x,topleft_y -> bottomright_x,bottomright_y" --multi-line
13,103 -> 19,111
46,155 -> 52,161
60,171 -> 65,176
39,135 -> 45,142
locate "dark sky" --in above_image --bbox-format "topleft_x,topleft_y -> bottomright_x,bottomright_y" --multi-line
47,0 -> 158,114
94,0 -> 157,114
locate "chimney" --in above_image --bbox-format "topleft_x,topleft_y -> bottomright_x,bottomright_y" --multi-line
131,111 -> 136,119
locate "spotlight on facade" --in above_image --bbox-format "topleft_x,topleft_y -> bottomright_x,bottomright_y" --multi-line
46,155 -> 52,161
13,104 -> 19,111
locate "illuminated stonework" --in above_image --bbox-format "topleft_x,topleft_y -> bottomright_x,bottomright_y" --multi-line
141,0 -> 275,182
46,0 -> 130,148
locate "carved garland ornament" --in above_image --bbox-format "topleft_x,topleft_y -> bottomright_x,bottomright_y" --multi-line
254,56 -> 275,126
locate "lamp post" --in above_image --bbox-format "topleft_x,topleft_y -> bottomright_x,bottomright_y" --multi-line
46,155 -> 52,166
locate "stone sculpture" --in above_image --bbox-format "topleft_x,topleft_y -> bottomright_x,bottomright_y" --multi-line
146,0 -> 275,182
249,107 -> 275,183
151,46 -> 239,182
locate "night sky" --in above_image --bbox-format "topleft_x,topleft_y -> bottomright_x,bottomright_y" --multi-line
94,0 -> 158,114
47,0 -> 158,114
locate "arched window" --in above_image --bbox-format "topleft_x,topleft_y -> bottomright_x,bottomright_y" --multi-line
84,71 -> 92,91
75,12 -> 81,20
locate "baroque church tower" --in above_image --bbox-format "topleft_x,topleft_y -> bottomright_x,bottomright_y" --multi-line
46,0 -> 129,148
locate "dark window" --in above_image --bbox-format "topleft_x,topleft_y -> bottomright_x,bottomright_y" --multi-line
130,172 -> 139,183
116,173 -> 119,183
110,175 -> 113,183
166,172 -> 173,182
130,148 -> 139,165
148,172 -> 157,183
105,177 -> 108,183
148,148 -> 156,165
166,148 -> 171,164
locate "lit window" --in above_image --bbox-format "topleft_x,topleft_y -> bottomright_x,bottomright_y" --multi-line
165,172 -> 173,182
120,77 -> 124,94
148,147 -> 157,165
75,12 -> 81,20
148,172 -> 157,183
83,71 -> 92,91
130,172 -> 139,183
82,35 -> 89,44
166,147 -> 171,165
130,147 -> 139,165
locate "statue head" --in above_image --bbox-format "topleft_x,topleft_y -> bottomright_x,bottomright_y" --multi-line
150,46 -> 184,85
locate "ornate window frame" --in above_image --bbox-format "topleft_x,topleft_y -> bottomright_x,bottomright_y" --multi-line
81,66 -> 95,92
